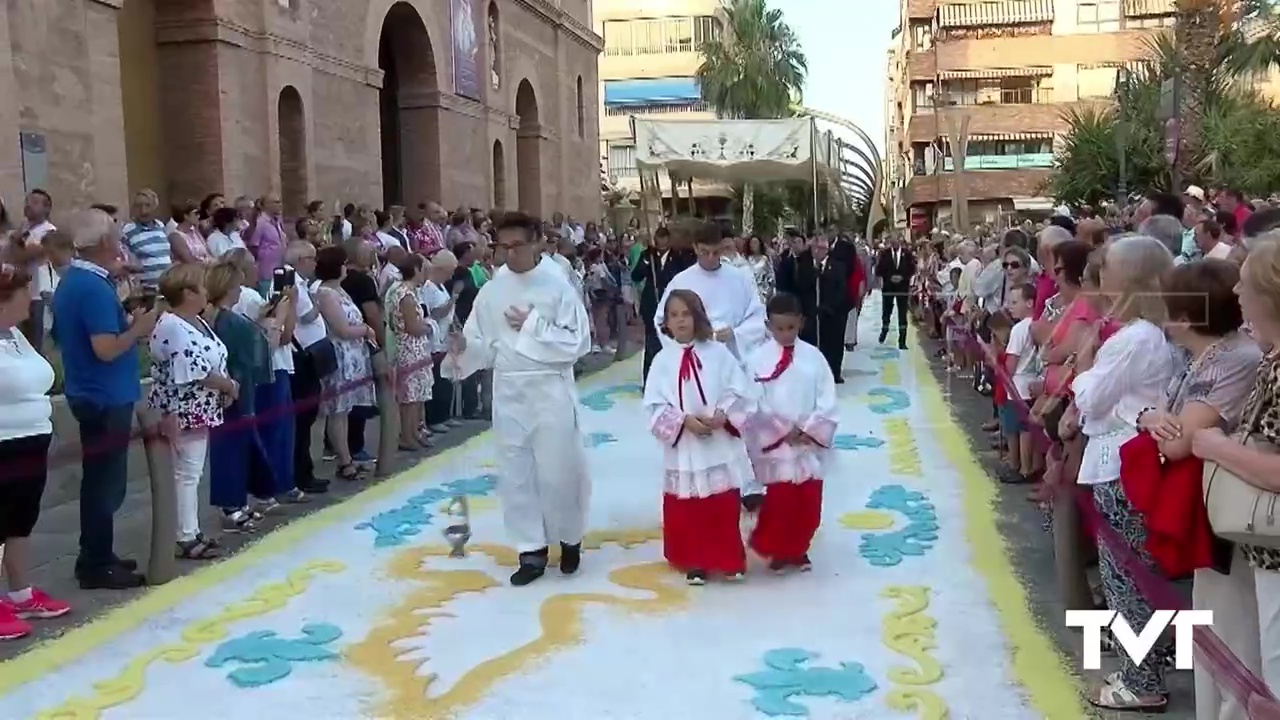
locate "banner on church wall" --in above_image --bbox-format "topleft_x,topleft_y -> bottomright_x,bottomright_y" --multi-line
451,0 -> 482,100
632,118 -> 818,182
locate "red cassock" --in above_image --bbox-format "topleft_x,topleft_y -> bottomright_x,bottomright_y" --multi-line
1119,432 -> 1216,577
643,341 -> 758,574
745,340 -> 838,562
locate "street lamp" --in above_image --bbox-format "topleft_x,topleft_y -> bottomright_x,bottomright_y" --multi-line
1114,66 -> 1130,207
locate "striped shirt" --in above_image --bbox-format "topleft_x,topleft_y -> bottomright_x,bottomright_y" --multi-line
121,219 -> 172,289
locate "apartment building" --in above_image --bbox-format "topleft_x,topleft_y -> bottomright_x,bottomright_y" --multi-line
595,0 -> 730,214
885,0 -> 1175,234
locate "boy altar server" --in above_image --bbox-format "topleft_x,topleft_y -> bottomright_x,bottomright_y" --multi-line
746,293 -> 838,572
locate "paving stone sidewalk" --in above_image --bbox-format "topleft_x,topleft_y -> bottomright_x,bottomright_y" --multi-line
1,345 -> 638,661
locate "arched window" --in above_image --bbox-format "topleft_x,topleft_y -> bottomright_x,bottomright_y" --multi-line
575,75 -> 585,139
488,3 -> 501,90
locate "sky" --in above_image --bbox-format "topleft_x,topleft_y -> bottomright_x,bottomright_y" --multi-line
771,0 -> 898,160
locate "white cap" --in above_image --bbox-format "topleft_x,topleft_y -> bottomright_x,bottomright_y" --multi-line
1185,185 -> 1206,201
1054,204 -> 1071,218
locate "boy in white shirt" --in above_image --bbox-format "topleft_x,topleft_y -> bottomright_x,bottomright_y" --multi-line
1002,282 -> 1039,483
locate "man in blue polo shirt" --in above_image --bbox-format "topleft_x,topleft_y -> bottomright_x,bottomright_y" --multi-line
52,209 -> 158,589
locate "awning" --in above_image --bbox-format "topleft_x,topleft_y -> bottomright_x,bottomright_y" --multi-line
633,117 -> 824,182
1123,0 -> 1174,17
960,132 -> 1056,142
937,67 -> 1053,80
604,77 -> 700,107
938,0 -> 1055,27
1012,197 -> 1055,211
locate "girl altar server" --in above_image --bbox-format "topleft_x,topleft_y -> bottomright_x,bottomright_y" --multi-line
746,293 -> 838,572
644,289 -> 759,585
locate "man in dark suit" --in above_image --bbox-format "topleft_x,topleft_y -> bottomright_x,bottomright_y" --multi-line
774,229 -> 809,298
798,235 -> 851,382
874,234 -> 915,350
631,226 -> 692,386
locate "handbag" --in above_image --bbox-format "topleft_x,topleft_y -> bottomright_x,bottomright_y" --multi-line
1202,399 -> 1280,548
298,336 -> 339,378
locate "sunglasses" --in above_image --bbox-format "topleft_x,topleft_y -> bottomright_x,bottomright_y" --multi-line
1002,261 -> 1022,269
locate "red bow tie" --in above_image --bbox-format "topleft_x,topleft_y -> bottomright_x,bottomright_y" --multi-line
756,345 -> 794,383
677,346 -> 707,410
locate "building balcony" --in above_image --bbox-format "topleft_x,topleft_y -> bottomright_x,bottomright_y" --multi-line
907,50 -> 936,80
941,152 -> 1055,171
600,53 -> 704,81
936,0 -> 1054,28
936,22 -> 1051,42
936,29 -> 1158,69
906,0 -> 937,20
903,168 -> 1053,205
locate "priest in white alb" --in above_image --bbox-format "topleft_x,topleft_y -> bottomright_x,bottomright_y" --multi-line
447,211 -> 593,586
655,219 -> 769,511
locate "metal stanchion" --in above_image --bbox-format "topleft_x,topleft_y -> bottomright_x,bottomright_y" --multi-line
373,351 -> 397,479
136,406 -> 176,585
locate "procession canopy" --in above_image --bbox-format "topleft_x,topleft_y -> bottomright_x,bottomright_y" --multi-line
633,117 -> 829,182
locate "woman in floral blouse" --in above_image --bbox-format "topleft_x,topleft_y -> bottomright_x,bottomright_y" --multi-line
1193,237 -> 1280,702
149,263 -> 238,560
386,253 -> 434,450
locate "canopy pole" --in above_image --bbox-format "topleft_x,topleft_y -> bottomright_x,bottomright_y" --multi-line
810,120 -> 819,234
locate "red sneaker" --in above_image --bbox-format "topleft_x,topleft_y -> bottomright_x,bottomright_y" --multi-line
0,601 -> 31,640
10,588 -> 71,620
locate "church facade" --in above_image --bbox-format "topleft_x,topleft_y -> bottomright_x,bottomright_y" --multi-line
0,0 -> 602,220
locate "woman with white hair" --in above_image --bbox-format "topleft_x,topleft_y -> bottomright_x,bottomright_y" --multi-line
1070,235 -> 1179,711
421,250 -> 464,436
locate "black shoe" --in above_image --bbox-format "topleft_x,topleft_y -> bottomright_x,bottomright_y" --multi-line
834,376 -> 845,385
898,339 -> 908,351
510,548 -> 548,586
844,343 -> 856,352
686,570 -> 707,585
878,331 -> 888,344
113,556 -> 139,572
297,480 -> 330,494
559,542 -> 582,575
79,565 -> 146,590
797,554 -> 813,572
741,493 -> 764,513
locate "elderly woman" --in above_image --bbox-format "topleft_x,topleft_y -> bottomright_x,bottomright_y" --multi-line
0,263 -> 67,639
386,253 -> 434,449
149,263 -> 236,560
1071,235 -> 1179,710
204,260 -> 282,525
421,250 -> 462,436
313,245 -> 376,480
339,239 -> 384,464
167,201 -> 211,264
1128,259 -> 1261,720
225,250 -> 303,506
1193,237 -> 1280,706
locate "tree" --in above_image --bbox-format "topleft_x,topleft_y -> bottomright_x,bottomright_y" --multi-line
1050,12 -> 1280,203
697,0 -> 809,233
696,0 -> 808,120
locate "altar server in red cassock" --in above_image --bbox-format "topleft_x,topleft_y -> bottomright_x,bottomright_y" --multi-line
746,293 -> 838,572
644,289 -> 759,586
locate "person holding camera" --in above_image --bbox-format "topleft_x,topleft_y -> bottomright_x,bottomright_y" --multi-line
52,209 -> 158,589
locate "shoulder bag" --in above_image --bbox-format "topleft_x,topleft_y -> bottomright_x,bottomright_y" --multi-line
1203,398 -> 1280,548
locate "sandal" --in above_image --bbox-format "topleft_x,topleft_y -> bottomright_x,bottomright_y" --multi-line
221,508 -> 258,534
336,463 -> 364,481
1089,676 -> 1168,712
175,534 -> 222,560
1105,672 -> 1170,699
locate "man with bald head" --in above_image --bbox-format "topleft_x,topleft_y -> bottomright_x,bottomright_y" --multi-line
406,201 -> 446,255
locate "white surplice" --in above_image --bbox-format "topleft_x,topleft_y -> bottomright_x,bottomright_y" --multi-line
655,262 -> 768,363
450,257 -> 592,553
746,339 -> 839,484
642,340 -> 757,499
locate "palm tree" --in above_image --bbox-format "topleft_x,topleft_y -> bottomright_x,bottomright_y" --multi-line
1173,0 -> 1230,181
696,0 -> 808,119
696,0 -> 808,231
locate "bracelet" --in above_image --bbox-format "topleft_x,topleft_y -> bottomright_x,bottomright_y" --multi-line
1135,407 -> 1155,429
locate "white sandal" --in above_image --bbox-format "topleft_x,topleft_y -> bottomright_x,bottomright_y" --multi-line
1090,676 -> 1168,712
